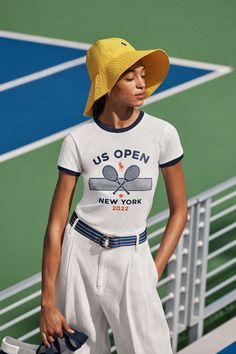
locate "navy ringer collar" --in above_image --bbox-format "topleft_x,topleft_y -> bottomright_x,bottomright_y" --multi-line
93,110 -> 144,133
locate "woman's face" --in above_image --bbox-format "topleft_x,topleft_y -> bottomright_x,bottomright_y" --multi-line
109,60 -> 146,108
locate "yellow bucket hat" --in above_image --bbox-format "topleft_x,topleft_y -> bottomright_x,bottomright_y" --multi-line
83,37 -> 170,117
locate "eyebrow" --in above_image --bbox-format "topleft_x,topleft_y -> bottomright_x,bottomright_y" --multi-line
123,66 -> 145,74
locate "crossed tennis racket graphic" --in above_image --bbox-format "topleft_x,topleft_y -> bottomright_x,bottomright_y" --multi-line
102,164 -> 140,195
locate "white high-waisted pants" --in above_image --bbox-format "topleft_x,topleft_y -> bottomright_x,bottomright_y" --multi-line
55,221 -> 173,354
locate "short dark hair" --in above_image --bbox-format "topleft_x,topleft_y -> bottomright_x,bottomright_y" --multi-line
92,94 -> 107,118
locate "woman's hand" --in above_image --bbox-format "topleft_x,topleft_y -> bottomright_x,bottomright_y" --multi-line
40,305 -> 74,347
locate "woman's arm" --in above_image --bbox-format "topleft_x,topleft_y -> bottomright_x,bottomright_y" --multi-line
40,170 -> 78,345
154,162 -> 188,279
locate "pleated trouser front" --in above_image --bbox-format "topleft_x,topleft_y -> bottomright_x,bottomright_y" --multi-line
55,222 -> 173,354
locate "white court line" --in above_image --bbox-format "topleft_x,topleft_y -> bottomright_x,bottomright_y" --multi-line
0,29 -> 90,49
0,30 -> 233,162
144,67 -> 232,106
0,30 -> 232,93
0,56 -> 86,92
0,30 -> 88,92
170,56 -> 232,72
0,126 -> 79,162
0,30 -> 231,71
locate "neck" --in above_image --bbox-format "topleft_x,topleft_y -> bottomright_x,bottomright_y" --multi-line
97,101 -> 140,129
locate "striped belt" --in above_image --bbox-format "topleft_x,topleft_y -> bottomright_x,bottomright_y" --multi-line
69,211 -> 147,249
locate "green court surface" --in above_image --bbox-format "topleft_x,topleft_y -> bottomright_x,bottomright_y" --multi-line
0,0 -> 235,349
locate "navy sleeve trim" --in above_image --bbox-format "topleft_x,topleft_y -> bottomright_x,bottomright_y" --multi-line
58,166 -> 81,176
159,153 -> 184,168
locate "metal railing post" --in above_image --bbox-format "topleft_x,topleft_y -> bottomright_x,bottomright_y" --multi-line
187,198 -> 211,343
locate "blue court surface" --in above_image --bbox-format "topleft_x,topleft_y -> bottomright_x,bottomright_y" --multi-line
217,341 -> 236,354
0,36 -> 214,155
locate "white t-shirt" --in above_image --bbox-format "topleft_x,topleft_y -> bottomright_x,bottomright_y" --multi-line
57,110 -> 184,236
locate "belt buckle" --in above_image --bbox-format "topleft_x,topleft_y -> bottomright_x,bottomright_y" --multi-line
99,233 -> 114,249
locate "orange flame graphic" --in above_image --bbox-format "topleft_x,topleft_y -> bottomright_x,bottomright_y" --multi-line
118,161 -> 125,171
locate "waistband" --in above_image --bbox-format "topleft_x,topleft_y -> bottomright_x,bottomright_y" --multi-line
69,211 -> 147,249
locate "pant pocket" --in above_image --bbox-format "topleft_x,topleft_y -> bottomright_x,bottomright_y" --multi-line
60,223 -> 73,252
147,246 -> 159,287
56,224 -> 76,311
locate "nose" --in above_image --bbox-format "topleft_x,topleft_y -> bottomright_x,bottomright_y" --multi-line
136,75 -> 145,89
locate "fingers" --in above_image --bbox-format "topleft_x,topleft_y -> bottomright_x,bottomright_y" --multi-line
62,319 -> 75,333
40,307 -> 73,346
57,328 -> 64,338
41,331 -> 52,348
48,335 -> 55,344
41,328 -> 59,347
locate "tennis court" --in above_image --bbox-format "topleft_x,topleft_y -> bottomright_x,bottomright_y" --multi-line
0,0 -> 235,352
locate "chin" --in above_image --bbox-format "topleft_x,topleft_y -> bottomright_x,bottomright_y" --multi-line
134,101 -> 144,107
125,100 -> 144,108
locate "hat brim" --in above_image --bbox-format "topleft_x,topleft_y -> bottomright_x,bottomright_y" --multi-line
83,48 -> 169,117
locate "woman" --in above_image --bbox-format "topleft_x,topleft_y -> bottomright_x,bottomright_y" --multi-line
40,37 -> 188,354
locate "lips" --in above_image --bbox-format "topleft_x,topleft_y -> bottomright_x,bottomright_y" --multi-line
135,93 -> 145,98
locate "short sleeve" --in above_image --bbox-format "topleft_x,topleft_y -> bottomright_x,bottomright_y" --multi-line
57,133 -> 83,176
159,123 -> 184,168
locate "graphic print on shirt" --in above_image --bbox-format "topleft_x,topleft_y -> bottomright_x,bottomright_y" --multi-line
89,164 -> 152,194
88,148 -> 152,209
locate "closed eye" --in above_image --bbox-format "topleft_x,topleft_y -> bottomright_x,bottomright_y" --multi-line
126,75 -> 146,81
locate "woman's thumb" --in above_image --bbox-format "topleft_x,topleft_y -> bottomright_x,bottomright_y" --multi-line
63,320 -> 75,333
